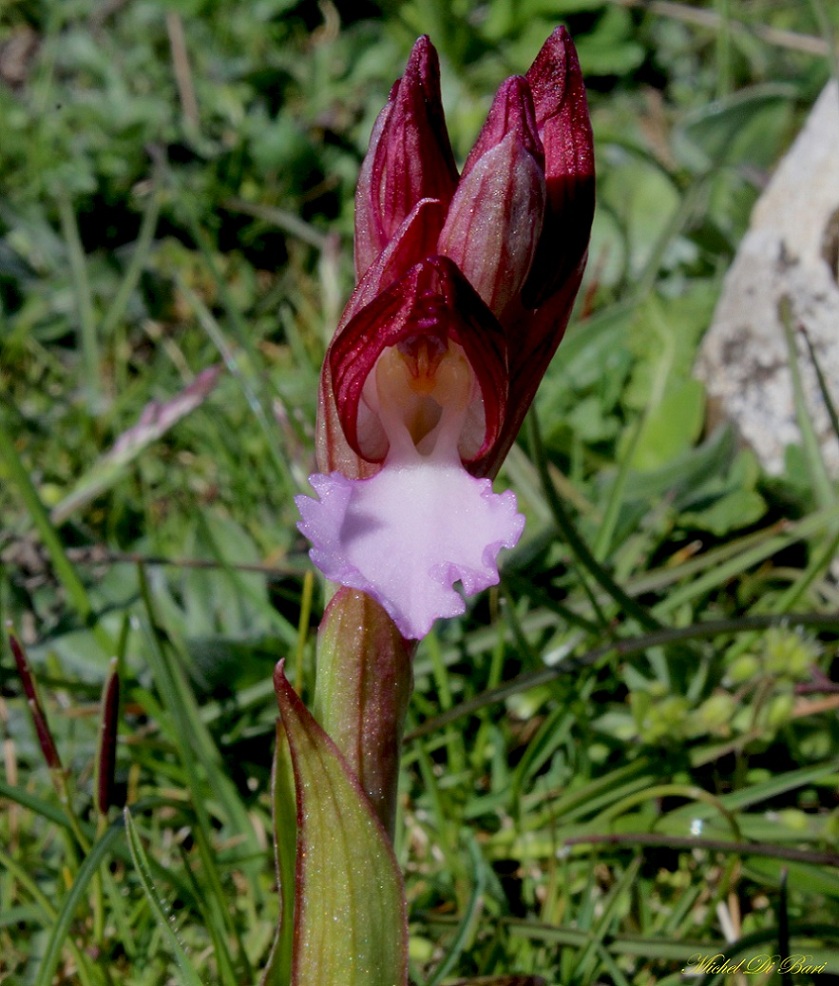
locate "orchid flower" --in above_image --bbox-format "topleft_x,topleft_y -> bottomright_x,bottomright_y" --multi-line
297,29 -> 594,640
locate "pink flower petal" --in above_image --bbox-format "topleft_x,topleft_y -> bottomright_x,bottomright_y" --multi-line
296,461 -> 524,640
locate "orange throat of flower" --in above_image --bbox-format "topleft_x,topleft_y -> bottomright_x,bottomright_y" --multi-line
370,337 -> 475,459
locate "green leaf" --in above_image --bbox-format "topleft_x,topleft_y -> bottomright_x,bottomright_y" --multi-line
260,721 -> 297,986
679,84 -> 797,168
573,8 -> 645,77
630,378 -> 705,472
681,488 -> 766,536
273,662 -> 408,986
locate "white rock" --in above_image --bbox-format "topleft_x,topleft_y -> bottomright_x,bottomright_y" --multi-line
695,81 -> 839,477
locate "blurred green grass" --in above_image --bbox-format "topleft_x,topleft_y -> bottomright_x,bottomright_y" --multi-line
1,1 -> 839,983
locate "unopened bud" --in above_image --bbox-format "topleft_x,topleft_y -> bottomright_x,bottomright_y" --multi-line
354,36 -> 458,279
439,77 -> 546,318
95,658 -> 121,814
7,624 -> 63,772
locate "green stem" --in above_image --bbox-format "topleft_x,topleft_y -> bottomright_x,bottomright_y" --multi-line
313,589 -> 414,837
294,569 -> 314,693
715,0 -> 733,97
58,195 -> 100,406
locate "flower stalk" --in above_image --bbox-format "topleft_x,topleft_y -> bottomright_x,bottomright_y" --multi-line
312,588 -> 414,835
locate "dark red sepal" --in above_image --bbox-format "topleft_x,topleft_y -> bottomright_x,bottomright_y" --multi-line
316,198 -> 448,478
329,256 -> 508,464
354,36 -> 459,279
523,25 -> 595,308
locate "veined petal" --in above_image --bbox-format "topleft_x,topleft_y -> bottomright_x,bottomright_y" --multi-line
296,461 -> 524,640
460,75 -> 543,175
439,134 -> 545,319
474,267 -> 584,480
354,36 -> 459,280
464,27 -> 595,480
342,198 -> 448,330
316,199 -> 449,478
439,77 -> 545,318
523,25 -> 595,308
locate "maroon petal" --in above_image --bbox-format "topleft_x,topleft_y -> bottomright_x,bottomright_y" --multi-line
344,198 -> 448,328
523,25 -> 595,308
329,256 -> 508,464
474,266 -> 585,479
439,77 -> 546,318
316,198 -> 448,477
354,37 -> 459,280
460,75 -> 544,178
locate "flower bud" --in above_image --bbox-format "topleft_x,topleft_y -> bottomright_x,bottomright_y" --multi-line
8,625 -> 63,772
95,659 -> 121,815
438,77 -> 546,319
354,36 -> 459,280
523,25 -> 596,308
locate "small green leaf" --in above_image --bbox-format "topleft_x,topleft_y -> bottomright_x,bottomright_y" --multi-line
630,378 -> 705,472
681,487 -> 766,535
273,662 -> 408,986
573,8 -> 646,77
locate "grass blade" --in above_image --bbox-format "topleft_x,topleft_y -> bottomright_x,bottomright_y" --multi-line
34,820 -> 125,986
123,808 -> 207,986
0,420 -> 114,658
780,296 -> 836,510
527,411 -> 662,632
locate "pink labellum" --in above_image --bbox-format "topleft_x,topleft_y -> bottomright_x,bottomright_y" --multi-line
296,457 -> 523,640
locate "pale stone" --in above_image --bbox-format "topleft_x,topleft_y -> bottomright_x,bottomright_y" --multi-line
695,81 -> 839,477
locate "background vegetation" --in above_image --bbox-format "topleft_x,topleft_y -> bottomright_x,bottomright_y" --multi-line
1,0 -> 838,983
